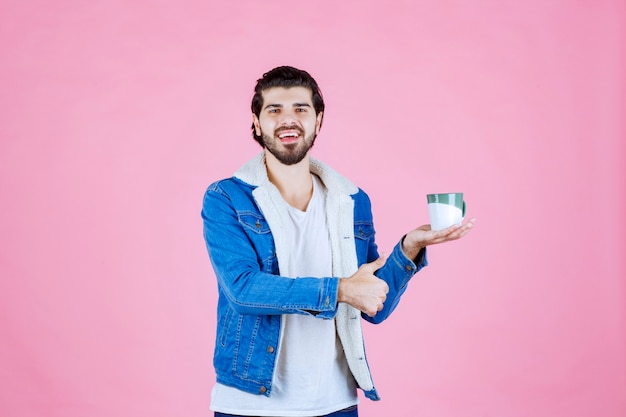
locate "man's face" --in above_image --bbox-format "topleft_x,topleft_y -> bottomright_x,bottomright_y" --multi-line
253,86 -> 323,166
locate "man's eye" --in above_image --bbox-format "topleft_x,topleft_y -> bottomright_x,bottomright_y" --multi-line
296,108 -> 307,112
268,109 -> 279,114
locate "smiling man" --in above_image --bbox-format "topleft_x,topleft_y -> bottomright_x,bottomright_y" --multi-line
201,66 -> 475,417
255,86 -> 321,167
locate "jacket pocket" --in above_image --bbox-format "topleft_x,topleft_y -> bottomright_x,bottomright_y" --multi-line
354,221 -> 374,240
218,306 -> 234,347
354,221 -> 375,265
237,211 -> 277,273
238,211 -> 271,234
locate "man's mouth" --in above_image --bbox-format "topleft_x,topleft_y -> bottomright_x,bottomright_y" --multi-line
276,128 -> 303,144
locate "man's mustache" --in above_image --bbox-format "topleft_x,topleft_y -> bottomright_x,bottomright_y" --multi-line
275,125 -> 304,135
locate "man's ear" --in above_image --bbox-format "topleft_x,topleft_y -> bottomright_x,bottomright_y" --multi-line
252,114 -> 261,136
316,111 -> 324,134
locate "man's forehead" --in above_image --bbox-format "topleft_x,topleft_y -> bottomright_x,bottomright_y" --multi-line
261,86 -> 313,104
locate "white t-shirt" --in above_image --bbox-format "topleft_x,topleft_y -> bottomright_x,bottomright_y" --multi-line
211,175 -> 358,416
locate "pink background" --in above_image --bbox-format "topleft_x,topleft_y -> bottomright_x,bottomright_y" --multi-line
1,1 -> 624,416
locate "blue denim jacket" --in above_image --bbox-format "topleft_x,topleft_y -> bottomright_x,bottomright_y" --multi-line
201,153 -> 427,401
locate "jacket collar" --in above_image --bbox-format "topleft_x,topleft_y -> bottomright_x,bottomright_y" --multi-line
234,151 -> 359,195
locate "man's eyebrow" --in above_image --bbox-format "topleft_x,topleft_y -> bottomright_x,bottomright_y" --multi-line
263,103 -> 283,110
263,103 -> 312,110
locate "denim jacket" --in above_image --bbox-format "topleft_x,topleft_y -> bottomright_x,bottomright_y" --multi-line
201,152 -> 427,401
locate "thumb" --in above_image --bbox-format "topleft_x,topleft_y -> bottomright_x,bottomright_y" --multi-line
362,252 -> 387,273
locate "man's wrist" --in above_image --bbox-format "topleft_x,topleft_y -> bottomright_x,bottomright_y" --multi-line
401,235 -> 424,261
337,278 -> 350,305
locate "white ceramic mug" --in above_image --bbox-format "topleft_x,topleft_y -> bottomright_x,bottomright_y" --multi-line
427,192 -> 466,231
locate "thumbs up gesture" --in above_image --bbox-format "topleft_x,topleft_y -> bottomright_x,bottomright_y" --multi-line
338,255 -> 389,317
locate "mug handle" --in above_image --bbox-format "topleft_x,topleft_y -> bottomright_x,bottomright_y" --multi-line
462,201 -> 467,220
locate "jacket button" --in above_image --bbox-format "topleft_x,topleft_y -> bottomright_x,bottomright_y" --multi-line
405,265 -> 412,271
260,386 -> 267,394
267,346 -> 274,353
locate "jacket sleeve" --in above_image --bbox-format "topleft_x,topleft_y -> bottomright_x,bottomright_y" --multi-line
366,241 -> 427,324
202,180 -> 339,319
353,189 -> 428,324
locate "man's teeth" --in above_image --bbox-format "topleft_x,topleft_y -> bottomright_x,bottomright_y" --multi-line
279,132 -> 299,138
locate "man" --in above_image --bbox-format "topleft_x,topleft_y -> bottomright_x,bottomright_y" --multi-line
201,66 -> 475,417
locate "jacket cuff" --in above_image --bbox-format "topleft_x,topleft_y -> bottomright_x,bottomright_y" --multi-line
392,237 -> 428,276
314,277 -> 340,319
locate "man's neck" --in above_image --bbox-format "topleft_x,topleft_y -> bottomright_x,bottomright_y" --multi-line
265,151 -> 314,211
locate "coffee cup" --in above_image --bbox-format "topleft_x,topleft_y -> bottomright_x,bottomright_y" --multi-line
427,193 -> 466,231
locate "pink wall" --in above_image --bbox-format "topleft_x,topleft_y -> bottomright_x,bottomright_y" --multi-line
1,1 -> 624,416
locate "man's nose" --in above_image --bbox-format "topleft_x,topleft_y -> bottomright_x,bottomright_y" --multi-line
278,110 -> 298,126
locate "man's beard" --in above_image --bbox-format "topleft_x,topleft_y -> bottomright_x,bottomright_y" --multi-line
261,127 -> 317,166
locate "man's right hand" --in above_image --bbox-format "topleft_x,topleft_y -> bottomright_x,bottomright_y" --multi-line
338,255 -> 389,317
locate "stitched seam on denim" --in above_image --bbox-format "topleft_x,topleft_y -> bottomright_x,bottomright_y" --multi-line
218,308 -> 232,347
231,314 -> 243,374
242,315 -> 261,379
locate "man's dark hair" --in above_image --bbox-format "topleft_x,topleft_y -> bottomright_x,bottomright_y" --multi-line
250,66 -> 325,146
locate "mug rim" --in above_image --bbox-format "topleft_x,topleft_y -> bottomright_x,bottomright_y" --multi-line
426,193 -> 464,209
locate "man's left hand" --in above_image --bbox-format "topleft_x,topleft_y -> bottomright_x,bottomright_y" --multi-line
401,218 -> 477,260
